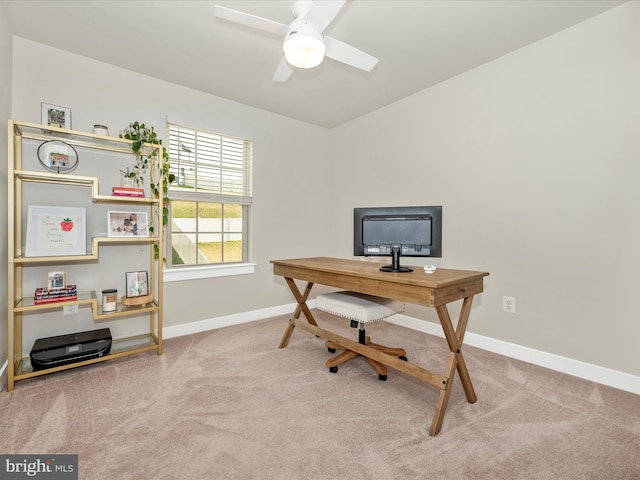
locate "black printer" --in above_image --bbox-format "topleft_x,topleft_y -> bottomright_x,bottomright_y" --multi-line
30,328 -> 112,370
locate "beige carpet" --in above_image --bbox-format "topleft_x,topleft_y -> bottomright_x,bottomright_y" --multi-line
2,312 -> 639,479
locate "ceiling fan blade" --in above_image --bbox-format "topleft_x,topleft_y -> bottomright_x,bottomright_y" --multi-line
273,56 -> 294,83
324,36 -> 379,72
304,0 -> 347,32
213,5 -> 290,37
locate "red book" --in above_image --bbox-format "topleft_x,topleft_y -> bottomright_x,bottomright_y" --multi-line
112,186 -> 145,196
34,295 -> 78,305
35,285 -> 77,295
112,185 -> 144,192
35,292 -> 77,300
35,286 -> 78,300
112,191 -> 145,197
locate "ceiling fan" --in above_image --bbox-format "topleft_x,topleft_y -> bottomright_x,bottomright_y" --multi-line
213,0 -> 379,82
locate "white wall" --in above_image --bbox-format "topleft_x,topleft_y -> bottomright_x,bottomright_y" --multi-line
3,2 -> 639,384
332,1 -> 640,376
9,37 -> 334,347
0,4 -> 13,382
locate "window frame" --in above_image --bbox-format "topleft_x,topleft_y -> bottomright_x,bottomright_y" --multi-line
164,123 -> 254,280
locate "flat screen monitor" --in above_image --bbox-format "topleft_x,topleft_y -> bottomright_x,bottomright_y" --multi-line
354,206 -> 442,273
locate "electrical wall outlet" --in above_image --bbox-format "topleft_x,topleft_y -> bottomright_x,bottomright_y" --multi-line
63,304 -> 79,315
502,296 -> 516,313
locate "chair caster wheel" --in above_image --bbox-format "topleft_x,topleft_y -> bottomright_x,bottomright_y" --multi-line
378,374 -> 387,381
399,355 -> 408,361
328,348 -> 336,353
329,366 -> 338,373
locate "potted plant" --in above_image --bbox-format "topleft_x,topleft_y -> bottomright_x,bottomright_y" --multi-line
119,167 -> 137,187
120,121 -> 176,259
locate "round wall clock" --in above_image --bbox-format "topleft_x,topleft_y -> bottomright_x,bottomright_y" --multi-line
37,140 -> 79,173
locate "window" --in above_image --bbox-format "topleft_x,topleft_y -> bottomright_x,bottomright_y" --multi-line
166,123 -> 252,272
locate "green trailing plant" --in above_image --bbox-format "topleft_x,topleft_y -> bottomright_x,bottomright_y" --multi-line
120,121 -> 176,260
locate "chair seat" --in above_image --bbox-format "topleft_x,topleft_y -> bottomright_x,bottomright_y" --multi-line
316,291 -> 406,381
315,291 -> 404,323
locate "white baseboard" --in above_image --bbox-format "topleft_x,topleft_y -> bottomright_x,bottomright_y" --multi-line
163,303 -> 299,340
386,314 -> 640,396
0,360 -> 7,392
4,304 -> 638,396
164,302 -> 640,396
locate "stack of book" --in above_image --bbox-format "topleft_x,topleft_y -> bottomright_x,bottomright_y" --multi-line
34,285 -> 78,304
112,186 -> 145,197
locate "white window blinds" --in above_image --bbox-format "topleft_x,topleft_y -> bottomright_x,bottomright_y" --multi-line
167,124 -> 251,201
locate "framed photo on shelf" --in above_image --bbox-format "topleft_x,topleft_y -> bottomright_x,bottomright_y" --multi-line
47,271 -> 66,290
25,206 -> 86,257
107,211 -> 149,238
125,271 -> 149,298
41,102 -> 71,129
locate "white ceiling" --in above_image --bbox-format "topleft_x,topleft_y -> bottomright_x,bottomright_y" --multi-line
3,0 -> 626,128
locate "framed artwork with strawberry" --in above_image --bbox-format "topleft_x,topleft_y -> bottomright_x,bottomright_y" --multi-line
25,206 -> 86,257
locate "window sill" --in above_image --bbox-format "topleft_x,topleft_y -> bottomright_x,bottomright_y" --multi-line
163,263 -> 256,282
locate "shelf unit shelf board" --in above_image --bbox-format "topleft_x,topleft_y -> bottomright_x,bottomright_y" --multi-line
12,120 -> 157,156
13,333 -> 161,380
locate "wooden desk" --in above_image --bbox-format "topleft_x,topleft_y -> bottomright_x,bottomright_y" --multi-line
271,256 -> 489,436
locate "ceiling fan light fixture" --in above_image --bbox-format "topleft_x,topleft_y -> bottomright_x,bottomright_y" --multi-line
283,24 -> 326,69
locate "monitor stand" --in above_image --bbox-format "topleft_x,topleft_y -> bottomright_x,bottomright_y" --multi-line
379,245 -> 413,273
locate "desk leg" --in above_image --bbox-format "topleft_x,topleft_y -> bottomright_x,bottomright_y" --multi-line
429,297 -> 477,436
453,296 -> 476,402
279,278 -> 316,349
430,352 -> 457,436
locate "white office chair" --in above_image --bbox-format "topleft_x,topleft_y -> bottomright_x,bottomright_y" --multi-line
315,291 -> 407,381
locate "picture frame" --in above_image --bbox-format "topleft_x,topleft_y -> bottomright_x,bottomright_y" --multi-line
125,271 -> 149,298
107,211 -> 150,237
41,102 -> 71,129
25,206 -> 86,257
47,271 -> 66,290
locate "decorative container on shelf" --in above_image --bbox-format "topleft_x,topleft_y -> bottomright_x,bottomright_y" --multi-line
92,125 -> 109,136
121,177 -> 136,188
